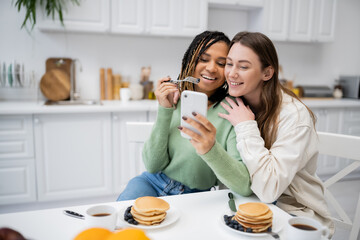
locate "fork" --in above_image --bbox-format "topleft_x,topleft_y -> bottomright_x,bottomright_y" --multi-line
166,76 -> 200,84
267,231 -> 280,239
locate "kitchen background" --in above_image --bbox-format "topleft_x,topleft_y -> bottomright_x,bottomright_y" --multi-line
0,0 -> 359,101
1,1 -> 360,239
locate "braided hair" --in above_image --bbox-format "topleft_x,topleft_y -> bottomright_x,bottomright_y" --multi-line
178,31 -> 230,104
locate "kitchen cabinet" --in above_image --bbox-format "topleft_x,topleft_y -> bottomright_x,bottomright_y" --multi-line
341,108 -> 360,137
38,0 -> 207,37
0,115 -> 36,204
33,113 -> 113,202
312,108 -> 342,177
259,0 -> 337,42
261,0 -> 290,41
310,106 -> 360,178
110,0 -> 145,34
111,0 -> 208,36
37,0 -> 110,33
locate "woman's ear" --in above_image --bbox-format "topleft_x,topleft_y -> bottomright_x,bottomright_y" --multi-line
262,66 -> 274,81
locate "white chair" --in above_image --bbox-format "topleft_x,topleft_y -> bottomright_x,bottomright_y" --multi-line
125,122 -> 154,175
318,131 -> 360,240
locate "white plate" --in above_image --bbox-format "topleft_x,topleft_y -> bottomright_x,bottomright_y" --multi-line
221,212 -> 283,237
119,206 -> 180,230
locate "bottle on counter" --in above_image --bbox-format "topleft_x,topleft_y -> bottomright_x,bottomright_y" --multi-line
333,80 -> 343,99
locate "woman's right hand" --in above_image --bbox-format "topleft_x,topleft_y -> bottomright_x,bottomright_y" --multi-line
218,97 -> 255,126
155,77 -> 180,108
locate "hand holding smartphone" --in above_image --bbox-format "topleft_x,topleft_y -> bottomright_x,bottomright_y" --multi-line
180,90 -> 208,139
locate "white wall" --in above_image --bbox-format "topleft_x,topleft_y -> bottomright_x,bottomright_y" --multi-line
275,0 -> 360,86
0,0 -> 359,100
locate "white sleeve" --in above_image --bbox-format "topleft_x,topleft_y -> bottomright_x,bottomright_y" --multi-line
234,120 -> 317,203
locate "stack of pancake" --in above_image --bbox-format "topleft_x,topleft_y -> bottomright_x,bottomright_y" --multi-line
233,202 -> 273,233
130,196 -> 170,226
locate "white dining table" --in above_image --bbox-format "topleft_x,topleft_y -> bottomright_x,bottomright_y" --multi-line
0,190 -> 291,240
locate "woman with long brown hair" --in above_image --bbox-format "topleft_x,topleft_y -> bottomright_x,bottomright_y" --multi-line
218,31 -> 334,235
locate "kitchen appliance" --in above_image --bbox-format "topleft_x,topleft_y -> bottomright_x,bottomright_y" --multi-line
296,85 -> 333,98
339,75 -> 360,99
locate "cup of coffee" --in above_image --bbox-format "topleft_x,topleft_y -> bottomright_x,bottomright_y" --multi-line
120,88 -> 131,103
286,216 -> 330,240
85,205 -> 118,231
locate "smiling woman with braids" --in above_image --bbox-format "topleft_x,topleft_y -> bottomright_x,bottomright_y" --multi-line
117,31 -> 252,201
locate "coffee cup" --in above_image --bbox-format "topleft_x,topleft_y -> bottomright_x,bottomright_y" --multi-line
85,205 -> 118,231
120,88 -> 131,103
286,216 -> 329,240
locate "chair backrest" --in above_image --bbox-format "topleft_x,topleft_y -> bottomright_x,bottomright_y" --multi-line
126,122 -> 154,143
125,122 -> 154,176
317,131 -> 360,240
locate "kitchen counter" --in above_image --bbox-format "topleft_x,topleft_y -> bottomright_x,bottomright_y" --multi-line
0,98 -> 360,115
301,98 -> 360,108
0,100 -> 159,115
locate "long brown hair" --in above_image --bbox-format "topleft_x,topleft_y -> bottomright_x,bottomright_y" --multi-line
230,32 -> 316,149
178,31 -> 230,104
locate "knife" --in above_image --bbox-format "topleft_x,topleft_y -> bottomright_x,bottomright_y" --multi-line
63,210 -> 85,220
228,192 -> 237,212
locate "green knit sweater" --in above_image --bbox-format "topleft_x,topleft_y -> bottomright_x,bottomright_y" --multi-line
142,99 -> 252,196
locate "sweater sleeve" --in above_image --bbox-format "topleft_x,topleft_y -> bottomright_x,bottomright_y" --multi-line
201,129 -> 252,196
142,106 -> 174,173
235,120 -> 317,203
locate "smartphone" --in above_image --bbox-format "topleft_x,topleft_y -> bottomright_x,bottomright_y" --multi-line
180,90 -> 208,139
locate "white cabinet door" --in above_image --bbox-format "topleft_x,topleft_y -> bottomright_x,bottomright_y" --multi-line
312,108 -> 342,177
288,0 -> 314,42
0,160 -> 36,204
261,0 -> 336,42
147,0 -> 207,36
34,113 -> 112,202
0,115 -> 34,160
341,108 -> 360,137
0,115 -> 36,205
147,0 -> 177,35
179,0 -> 208,36
112,112 -> 147,195
313,0 -> 337,42
263,0 -> 290,41
38,0 -> 110,32
111,0 -> 146,34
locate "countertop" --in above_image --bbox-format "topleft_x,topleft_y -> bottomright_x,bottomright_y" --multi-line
0,98 -> 360,115
0,100 -> 159,115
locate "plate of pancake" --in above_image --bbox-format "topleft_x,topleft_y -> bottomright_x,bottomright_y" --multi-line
120,196 -> 180,230
221,202 -> 282,237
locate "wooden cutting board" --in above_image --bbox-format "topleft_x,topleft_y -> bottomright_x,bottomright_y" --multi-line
40,69 -> 70,101
40,58 -> 72,101
46,58 -> 72,76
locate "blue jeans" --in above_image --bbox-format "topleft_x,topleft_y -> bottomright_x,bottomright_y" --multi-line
117,172 -> 208,201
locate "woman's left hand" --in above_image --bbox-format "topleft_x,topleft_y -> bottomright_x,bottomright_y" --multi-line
218,97 -> 255,126
179,113 -> 216,155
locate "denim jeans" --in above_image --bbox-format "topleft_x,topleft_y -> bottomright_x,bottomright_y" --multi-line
117,171 -> 208,201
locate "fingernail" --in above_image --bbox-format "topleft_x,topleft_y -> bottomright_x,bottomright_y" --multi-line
192,112 -> 197,116
182,116 -> 188,120
177,126 -> 183,130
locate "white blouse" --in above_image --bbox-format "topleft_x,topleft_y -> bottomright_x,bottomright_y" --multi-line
234,93 -> 334,234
